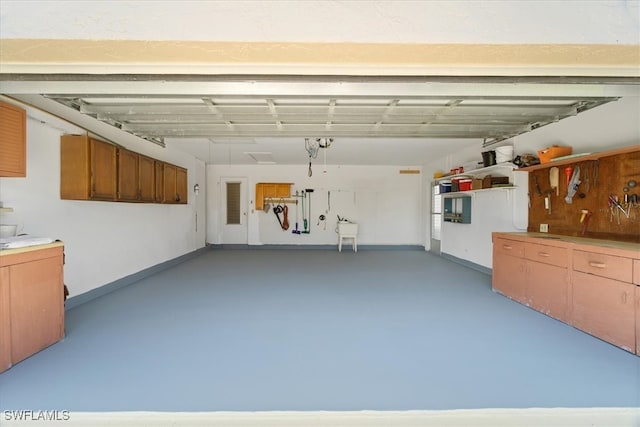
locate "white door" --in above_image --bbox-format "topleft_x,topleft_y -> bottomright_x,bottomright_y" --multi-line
194,159 -> 206,247
430,182 -> 442,255
221,177 -> 248,244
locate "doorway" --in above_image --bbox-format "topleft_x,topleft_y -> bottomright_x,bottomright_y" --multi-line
430,182 -> 442,255
221,177 -> 248,244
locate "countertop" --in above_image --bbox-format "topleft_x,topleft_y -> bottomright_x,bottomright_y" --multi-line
493,232 -> 640,258
0,241 -> 64,256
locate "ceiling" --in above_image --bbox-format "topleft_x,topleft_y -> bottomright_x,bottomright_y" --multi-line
2,75 -> 636,165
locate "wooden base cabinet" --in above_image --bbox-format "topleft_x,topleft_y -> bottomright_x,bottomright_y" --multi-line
0,244 -> 65,373
492,236 -> 569,321
493,232 -> 640,355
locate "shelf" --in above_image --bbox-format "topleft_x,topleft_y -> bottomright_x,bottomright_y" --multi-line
441,186 -> 517,197
436,162 -> 516,182
518,145 -> 639,172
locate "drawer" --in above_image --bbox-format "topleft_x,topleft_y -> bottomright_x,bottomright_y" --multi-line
524,243 -> 568,268
634,259 -> 640,286
493,238 -> 525,258
573,250 -> 633,283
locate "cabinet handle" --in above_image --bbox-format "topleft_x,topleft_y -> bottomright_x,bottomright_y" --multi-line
621,292 -> 627,304
537,252 -> 550,257
503,245 -> 513,250
588,261 -> 606,269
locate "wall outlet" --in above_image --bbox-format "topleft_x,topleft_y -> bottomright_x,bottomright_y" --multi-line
540,224 -> 549,233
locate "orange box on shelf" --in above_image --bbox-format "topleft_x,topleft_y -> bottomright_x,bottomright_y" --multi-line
537,145 -> 573,164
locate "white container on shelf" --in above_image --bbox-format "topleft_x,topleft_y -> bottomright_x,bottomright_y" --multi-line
495,146 -> 514,163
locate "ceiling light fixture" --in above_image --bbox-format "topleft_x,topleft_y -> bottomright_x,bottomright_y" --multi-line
305,137 -> 334,176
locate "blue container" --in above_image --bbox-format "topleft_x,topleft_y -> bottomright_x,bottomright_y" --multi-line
439,182 -> 452,193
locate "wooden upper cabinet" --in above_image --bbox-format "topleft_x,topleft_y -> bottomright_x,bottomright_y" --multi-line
117,148 -> 139,202
61,134 -> 186,205
61,134 -> 117,201
160,163 -> 188,204
255,182 -> 292,210
0,101 -> 27,177
176,167 -> 188,204
138,155 -> 156,202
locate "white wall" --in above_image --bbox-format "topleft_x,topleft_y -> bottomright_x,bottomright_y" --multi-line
422,96 -> 640,268
0,103 -> 206,298
207,164 -> 423,247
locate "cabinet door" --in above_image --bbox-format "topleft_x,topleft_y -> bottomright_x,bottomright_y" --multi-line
138,155 -> 155,202
154,161 -> 164,203
572,271 -> 635,352
163,163 -> 177,203
90,138 -> 117,200
0,101 -> 26,177
9,256 -> 64,364
60,135 -> 91,199
176,167 -> 188,204
0,267 -> 11,372
117,148 -> 139,202
526,260 -> 569,322
492,253 -> 526,304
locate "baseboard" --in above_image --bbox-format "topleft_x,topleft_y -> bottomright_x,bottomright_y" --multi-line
65,246 -> 210,310
208,244 -> 423,251
440,252 -> 492,275
13,408 -> 638,427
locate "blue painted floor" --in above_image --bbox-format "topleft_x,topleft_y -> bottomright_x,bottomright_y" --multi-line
1,249 -> 639,411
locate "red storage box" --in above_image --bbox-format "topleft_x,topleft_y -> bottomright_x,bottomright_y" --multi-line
459,179 -> 473,191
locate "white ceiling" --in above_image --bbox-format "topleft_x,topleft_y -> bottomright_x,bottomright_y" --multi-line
1,1 -> 638,165
3,76 -> 635,165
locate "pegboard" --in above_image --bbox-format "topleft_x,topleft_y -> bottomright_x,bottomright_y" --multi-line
527,150 -> 640,243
